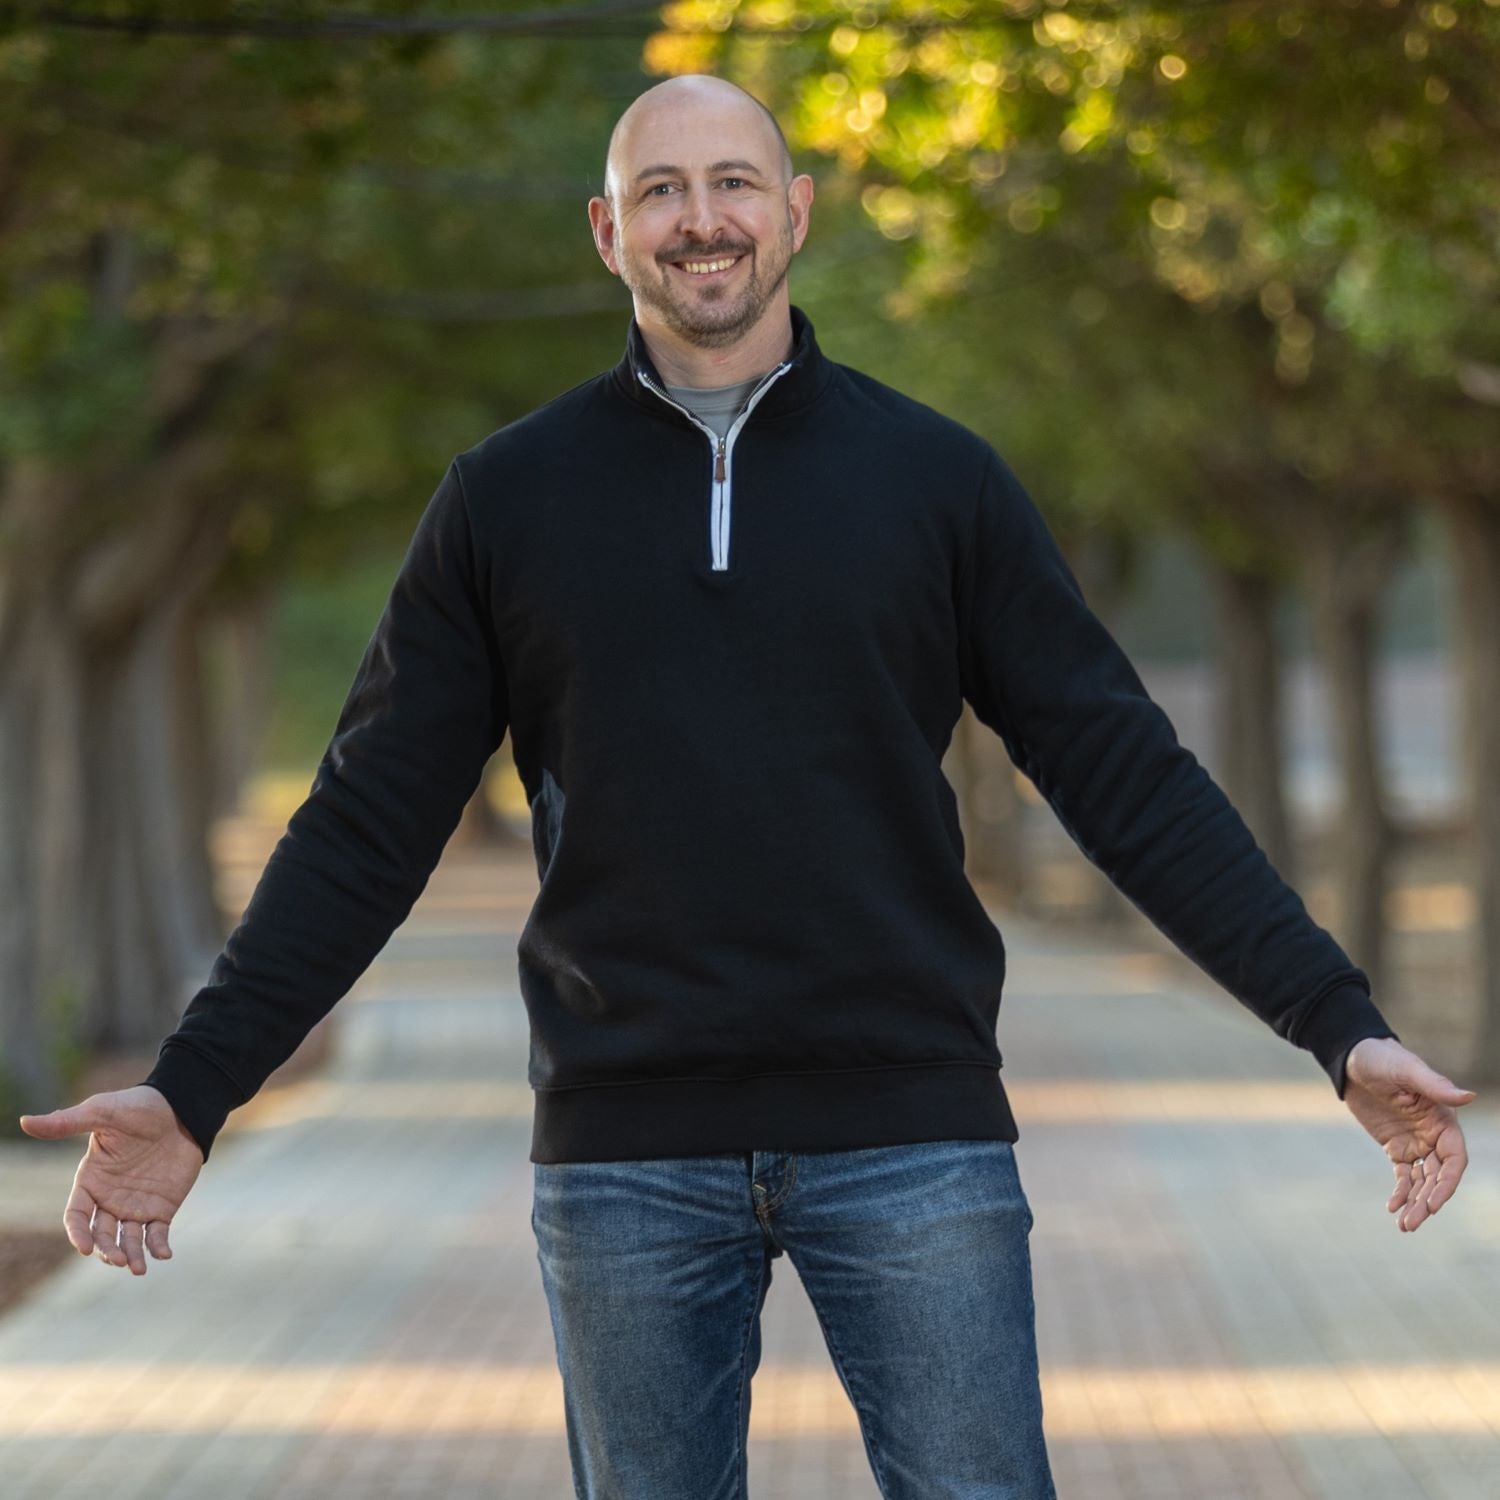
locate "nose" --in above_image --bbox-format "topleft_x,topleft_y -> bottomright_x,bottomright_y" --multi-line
676,181 -> 727,243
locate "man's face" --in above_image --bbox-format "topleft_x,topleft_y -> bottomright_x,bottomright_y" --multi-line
589,92 -> 811,350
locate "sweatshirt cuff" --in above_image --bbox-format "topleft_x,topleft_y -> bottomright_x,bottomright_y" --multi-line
140,1042 -> 250,1165
1293,980 -> 1400,1101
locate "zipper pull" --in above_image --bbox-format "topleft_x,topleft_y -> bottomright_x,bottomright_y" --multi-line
715,438 -> 726,483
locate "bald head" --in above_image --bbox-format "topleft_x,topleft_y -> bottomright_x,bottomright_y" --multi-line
603,74 -> 793,209
587,72 -> 814,359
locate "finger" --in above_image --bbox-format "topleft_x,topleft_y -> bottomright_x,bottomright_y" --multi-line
145,1222 -> 173,1261
118,1221 -> 147,1276
92,1209 -> 123,1267
17,1104 -> 97,1140
1403,1199 -> 1432,1231
1403,1158 -> 1435,1231
63,1182 -> 98,1257
1425,1146 -> 1469,1216
1396,1059 -> 1479,1107
1430,1075 -> 1478,1106
1387,1159 -> 1415,1214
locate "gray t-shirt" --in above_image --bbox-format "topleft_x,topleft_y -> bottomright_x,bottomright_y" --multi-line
662,374 -> 766,442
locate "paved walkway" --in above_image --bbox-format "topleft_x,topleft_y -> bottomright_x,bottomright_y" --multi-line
2,839 -> 1497,1498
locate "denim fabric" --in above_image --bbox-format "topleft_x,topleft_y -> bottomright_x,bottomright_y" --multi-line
532,1138 -> 1057,1499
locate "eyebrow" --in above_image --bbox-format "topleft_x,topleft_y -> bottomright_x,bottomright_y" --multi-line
631,159 -> 765,186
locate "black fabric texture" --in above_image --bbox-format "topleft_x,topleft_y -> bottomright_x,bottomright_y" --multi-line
142,305 -> 1397,1164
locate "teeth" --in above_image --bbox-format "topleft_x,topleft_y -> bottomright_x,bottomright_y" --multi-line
679,257 -> 739,274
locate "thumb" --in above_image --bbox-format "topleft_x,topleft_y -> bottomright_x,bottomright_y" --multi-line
1410,1068 -> 1477,1105
17,1102 -> 101,1139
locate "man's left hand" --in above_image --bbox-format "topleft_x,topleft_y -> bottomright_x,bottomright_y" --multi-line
1343,1036 -> 1477,1233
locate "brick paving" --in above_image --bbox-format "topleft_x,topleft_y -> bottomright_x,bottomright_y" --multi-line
1,837 -> 1496,1498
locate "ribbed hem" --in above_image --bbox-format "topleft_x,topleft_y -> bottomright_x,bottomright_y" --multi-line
530,1061 -> 1016,1164
140,1041 -> 250,1165
1293,981 -> 1400,1100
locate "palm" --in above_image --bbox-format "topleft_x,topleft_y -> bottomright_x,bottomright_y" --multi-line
1342,1038 -> 1476,1233
19,1084 -> 203,1273
74,1102 -> 197,1226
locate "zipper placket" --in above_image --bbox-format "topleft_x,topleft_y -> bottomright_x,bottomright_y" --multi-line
637,360 -> 794,571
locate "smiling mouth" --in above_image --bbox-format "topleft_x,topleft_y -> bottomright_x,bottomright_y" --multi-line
668,253 -> 746,279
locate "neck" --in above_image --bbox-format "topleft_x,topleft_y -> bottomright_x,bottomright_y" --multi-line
637,301 -> 794,387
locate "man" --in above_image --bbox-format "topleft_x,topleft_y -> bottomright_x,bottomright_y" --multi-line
21,74 -> 1476,1499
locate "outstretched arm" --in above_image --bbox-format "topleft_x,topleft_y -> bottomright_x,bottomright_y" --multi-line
957,446 -> 1475,1227
143,457 -> 509,1166
957,444 -> 1395,1092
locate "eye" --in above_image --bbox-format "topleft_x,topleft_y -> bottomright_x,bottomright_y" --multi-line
647,183 -> 676,196
720,178 -> 747,189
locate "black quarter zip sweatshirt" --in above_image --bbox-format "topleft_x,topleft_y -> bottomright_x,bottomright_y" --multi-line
143,304 -> 1398,1164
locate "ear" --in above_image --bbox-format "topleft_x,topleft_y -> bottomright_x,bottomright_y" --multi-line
588,196 -> 621,276
787,173 -> 815,254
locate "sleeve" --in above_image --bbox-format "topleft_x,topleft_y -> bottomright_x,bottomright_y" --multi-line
141,459 -> 509,1161
956,444 -> 1398,1100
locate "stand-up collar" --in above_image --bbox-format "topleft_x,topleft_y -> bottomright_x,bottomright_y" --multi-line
611,303 -> 835,424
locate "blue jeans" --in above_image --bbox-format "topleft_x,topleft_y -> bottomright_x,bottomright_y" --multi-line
532,1138 -> 1057,1499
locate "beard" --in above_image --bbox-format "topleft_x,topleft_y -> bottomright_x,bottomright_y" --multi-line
618,211 -> 795,350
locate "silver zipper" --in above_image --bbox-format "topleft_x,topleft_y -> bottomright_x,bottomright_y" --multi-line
637,361 -> 794,571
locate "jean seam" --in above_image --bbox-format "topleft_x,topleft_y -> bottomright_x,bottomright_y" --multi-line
735,1247 -> 769,1500
800,1282 -> 892,1496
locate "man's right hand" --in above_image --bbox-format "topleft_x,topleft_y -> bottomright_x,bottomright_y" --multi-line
18,1085 -> 204,1275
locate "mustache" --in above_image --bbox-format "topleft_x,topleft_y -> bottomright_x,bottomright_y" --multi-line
659,246 -> 753,264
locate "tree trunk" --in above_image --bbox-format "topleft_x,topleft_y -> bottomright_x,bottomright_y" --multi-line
0,230 -> 281,1113
76,527 -> 229,1052
174,590 -> 228,948
1212,561 -> 1295,883
0,496 -> 234,1113
0,605 -> 84,1112
1441,489 -> 1500,1085
1303,510 -> 1405,1000
202,585 -> 276,823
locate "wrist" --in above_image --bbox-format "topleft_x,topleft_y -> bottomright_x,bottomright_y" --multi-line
1346,1034 -> 1402,1087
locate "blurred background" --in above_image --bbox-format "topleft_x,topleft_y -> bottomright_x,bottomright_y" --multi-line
1,2 -> 1498,1488
4,0 -> 1495,1115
